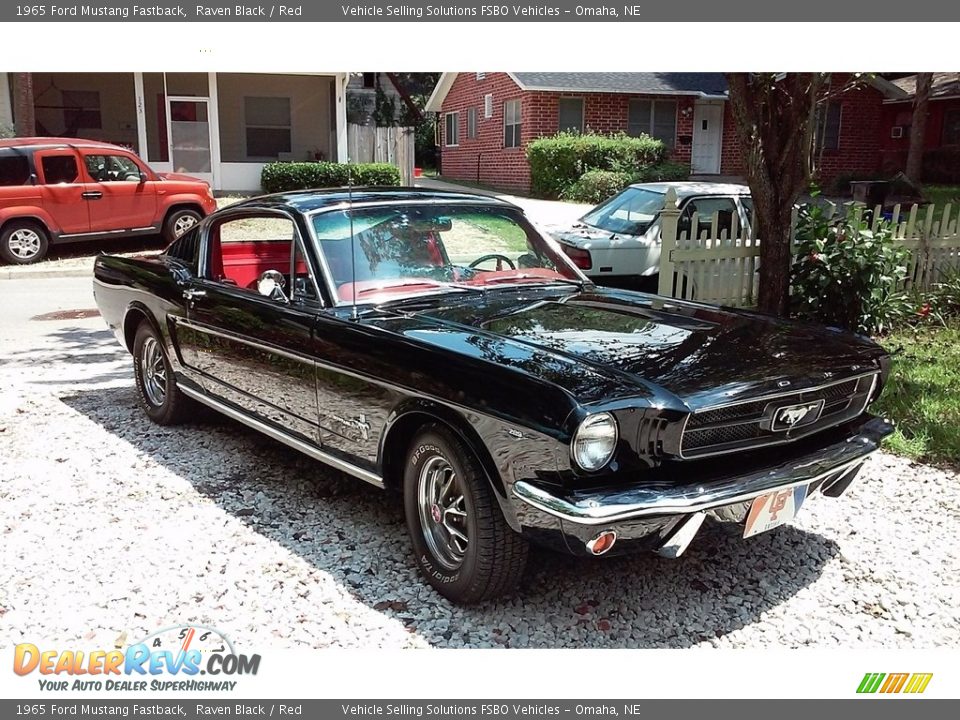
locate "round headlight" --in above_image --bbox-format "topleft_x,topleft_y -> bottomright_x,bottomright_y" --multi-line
571,412 -> 618,471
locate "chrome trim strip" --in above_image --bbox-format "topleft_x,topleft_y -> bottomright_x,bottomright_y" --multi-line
514,454 -> 873,526
180,385 -> 384,489
689,371 -> 878,413
176,318 -> 315,367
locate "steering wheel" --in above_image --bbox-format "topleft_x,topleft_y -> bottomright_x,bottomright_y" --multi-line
469,254 -> 516,271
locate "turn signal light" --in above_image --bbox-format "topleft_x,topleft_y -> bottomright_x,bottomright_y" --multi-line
586,530 -> 617,555
562,244 -> 593,270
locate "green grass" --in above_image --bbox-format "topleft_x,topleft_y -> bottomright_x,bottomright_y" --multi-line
873,322 -> 960,465
923,185 -> 960,207
466,214 -> 529,251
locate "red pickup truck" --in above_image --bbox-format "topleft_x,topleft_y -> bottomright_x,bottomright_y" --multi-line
0,137 -> 218,264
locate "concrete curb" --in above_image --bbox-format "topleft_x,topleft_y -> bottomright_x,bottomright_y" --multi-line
1,267 -> 93,281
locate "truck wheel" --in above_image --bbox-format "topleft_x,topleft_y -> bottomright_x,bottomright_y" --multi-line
404,424 -> 528,604
162,208 -> 202,244
132,321 -> 193,425
0,221 -> 49,265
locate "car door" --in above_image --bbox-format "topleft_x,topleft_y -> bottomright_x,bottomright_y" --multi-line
79,150 -> 158,232
174,210 -> 321,443
34,149 -> 91,235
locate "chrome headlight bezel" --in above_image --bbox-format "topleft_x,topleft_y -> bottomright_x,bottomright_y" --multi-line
571,412 -> 619,471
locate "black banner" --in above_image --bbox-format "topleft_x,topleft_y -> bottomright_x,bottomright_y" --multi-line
2,0 -> 959,22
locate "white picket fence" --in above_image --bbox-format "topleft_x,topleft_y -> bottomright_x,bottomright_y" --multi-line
656,187 -> 960,307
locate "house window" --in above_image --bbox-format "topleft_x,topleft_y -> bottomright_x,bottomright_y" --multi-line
484,94 -> 493,119
943,108 -> 960,146
444,112 -> 460,146
362,73 -> 376,89
815,102 -> 842,152
467,108 -> 478,140
558,97 -> 584,133
62,90 -> 102,131
504,99 -> 522,148
627,99 -> 677,147
244,97 -> 292,159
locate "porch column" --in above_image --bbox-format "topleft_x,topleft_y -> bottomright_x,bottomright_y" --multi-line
335,73 -> 348,163
133,72 -> 148,160
208,72 -> 222,190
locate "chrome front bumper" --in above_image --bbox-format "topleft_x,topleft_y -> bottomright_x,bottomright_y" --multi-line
513,416 -> 893,527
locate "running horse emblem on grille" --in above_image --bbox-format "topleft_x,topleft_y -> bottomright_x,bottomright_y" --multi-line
769,400 -> 825,431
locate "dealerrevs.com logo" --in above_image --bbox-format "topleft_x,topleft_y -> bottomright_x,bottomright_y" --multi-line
13,626 -> 260,692
857,672 -> 933,694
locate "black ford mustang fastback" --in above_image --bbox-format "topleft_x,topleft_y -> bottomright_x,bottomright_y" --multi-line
93,188 -> 893,603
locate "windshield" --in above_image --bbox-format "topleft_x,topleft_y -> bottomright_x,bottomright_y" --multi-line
311,204 -> 583,303
580,186 -> 666,235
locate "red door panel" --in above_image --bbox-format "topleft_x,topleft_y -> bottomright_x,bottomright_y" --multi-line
34,150 -> 90,235
80,151 -> 159,232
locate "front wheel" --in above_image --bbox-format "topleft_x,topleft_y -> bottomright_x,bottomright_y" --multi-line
403,425 -> 528,604
162,208 -> 202,244
0,220 -> 49,265
132,321 -> 194,425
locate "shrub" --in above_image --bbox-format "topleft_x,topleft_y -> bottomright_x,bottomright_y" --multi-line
526,131 -> 666,198
260,162 -> 400,194
791,202 -> 912,335
560,170 -> 632,203
631,161 -> 691,183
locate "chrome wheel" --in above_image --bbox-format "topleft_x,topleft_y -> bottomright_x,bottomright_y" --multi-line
140,336 -> 167,407
7,228 -> 42,260
417,455 -> 469,570
173,213 -> 198,237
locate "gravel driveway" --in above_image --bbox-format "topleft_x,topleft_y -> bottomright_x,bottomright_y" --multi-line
1,277 -> 959,650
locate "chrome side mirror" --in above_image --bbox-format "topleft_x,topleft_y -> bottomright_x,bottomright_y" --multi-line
257,270 -> 289,304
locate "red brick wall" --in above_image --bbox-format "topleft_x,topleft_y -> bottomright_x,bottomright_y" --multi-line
437,72 -> 697,193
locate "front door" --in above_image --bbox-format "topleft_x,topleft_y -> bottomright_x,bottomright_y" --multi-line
691,102 -> 723,175
33,150 -> 91,235
176,210 -> 320,443
166,97 -> 214,186
79,150 -> 158,231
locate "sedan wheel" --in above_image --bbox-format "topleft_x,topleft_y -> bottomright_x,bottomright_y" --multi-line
0,222 -> 50,265
139,336 -> 167,407
404,425 -> 528,604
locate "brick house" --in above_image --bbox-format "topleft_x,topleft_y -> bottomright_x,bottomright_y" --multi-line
879,73 -> 960,182
425,72 -> 906,194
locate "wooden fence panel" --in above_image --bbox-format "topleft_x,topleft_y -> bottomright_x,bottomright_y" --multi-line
346,124 -> 415,185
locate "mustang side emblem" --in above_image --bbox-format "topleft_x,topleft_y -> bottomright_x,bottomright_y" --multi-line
763,399 -> 825,432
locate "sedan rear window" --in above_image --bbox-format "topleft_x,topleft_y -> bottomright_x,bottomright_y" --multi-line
581,186 -> 665,236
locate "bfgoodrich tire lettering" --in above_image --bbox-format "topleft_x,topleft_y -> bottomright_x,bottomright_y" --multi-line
403,424 -> 528,603
132,320 -> 193,425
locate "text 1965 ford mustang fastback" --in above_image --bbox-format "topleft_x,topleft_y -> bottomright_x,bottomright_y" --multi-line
93,188 -> 893,603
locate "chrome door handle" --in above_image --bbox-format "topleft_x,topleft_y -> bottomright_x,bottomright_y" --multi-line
81,191 -> 103,200
183,288 -> 206,300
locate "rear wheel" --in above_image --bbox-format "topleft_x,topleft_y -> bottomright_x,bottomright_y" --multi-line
403,424 -> 528,604
162,208 -> 202,244
132,321 -> 193,425
0,220 -> 49,265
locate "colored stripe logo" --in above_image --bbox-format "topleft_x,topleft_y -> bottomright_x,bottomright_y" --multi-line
857,672 -> 933,694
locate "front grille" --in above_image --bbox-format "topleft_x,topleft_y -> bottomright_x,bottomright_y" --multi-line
681,374 -> 876,458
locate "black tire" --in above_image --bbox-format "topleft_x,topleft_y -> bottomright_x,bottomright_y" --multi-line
0,220 -> 49,265
403,424 -> 528,604
162,208 -> 202,244
132,321 -> 193,425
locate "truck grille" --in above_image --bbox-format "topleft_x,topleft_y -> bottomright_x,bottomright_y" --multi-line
681,374 -> 876,458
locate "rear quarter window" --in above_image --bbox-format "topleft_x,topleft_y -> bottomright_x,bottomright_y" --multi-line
40,156 -> 79,184
0,155 -> 31,186
165,227 -> 201,274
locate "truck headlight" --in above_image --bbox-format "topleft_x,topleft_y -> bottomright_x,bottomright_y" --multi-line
571,413 -> 618,471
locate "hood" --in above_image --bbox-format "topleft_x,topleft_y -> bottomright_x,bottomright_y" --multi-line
157,171 -> 207,184
383,287 -> 885,411
552,223 -> 643,247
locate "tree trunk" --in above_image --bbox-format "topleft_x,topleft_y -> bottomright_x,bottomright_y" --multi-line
12,73 -> 35,137
905,73 -> 933,183
726,73 -> 824,317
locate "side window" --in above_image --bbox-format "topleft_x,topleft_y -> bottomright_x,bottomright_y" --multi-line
291,237 -> 320,303
679,197 -> 738,236
40,155 -> 79,184
84,154 -> 142,182
206,213 -> 317,303
0,155 -> 31,186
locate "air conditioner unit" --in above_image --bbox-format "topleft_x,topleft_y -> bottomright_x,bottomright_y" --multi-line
891,126 -> 904,139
